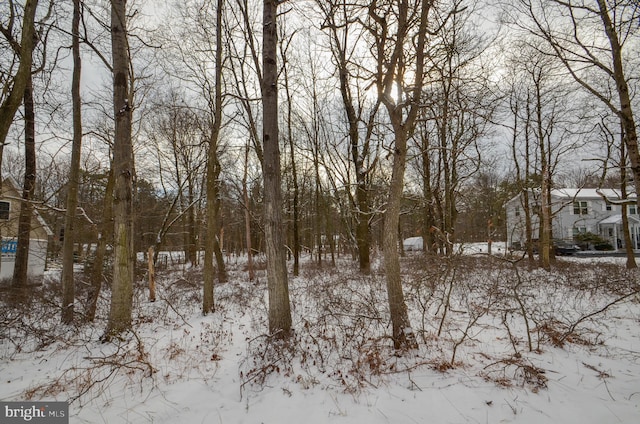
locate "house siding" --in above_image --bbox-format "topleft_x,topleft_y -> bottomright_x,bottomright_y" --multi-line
0,177 -> 53,281
505,188 -> 639,251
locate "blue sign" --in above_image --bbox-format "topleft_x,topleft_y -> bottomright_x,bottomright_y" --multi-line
1,240 -> 17,254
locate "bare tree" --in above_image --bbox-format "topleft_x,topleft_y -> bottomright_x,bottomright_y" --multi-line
226,0 -> 265,279
106,0 -> 134,336
61,0 -> 83,324
0,0 -> 39,286
87,167 -> 114,322
262,0 -> 292,336
500,33 -> 590,269
0,0 -> 39,166
146,90 -> 206,267
510,0 -> 640,206
315,0 -> 383,273
11,74 -> 36,287
367,0 -> 434,350
417,1 -> 494,255
242,142 -> 255,280
226,0 -> 264,165
280,27 -> 301,275
596,118 -> 637,268
203,0 -> 226,314
507,79 -> 537,263
618,138 -> 636,268
11,1 -> 54,287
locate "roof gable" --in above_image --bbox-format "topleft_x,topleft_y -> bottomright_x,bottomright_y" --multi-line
1,177 -> 54,237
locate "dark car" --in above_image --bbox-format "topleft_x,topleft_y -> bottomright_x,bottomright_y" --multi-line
531,239 -> 582,255
552,240 -> 581,256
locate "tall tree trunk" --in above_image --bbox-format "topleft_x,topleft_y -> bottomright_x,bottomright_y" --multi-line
106,0 -> 134,336
327,201 -> 336,266
340,44 -> 371,272
421,127 -> 435,253
619,139 -> 637,268
318,1 -> 375,273
282,51 -> 299,276
86,169 -> 115,322
354,175 -> 371,271
212,173 -> 226,282
314,152 -> 323,267
203,0 -> 225,314
262,0 -> 292,337
596,0 -> 640,210
535,77 -> 551,270
61,0 -> 83,324
0,0 -> 38,167
186,181 -> 197,265
439,92 -> 453,256
523,96 -> 535,263
375,0 -> 431,350
242,143 -> 254,280
383,130 -> 417,349
539,163 -> 551,270
12,76 -> 36,287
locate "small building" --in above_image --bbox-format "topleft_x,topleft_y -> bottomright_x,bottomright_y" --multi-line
403,236 -> 424,251
505,188 -> 639,251
0,177 -> 53,281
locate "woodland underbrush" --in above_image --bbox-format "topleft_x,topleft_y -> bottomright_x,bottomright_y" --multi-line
1,254 -> 639,404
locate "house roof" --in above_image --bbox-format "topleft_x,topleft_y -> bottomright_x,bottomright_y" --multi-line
552,188 -> 636,201
599,214 -> 640,225
2,176 -> 54,237
506,188 -> 637,206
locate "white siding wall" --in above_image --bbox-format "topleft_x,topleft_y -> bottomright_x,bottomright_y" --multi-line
0,238 -> 48,281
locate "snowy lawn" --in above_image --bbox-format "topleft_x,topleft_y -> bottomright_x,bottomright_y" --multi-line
1,252 -> 639,423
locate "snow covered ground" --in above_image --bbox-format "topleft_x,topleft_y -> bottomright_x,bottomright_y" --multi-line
1,248 -> 639,423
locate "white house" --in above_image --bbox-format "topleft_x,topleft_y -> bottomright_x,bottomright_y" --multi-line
0,177 -> 54,281
505,188 -> 639,251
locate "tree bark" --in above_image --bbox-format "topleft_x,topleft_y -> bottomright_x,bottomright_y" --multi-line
262,0 -> 292,337
12,75 -> 36,287
148,246 -> 156,301
203,0 -> 226,314
383,130 -> 417,350
0,0 -> 38,166
421,122 -> 436,254
330,2 -> 373,272
106,0 -> 135,336
87,169 -> 114,322
595,0 -> 640,210
619,139 -> 636,268
534,72 -> 552,270
242,143 -> 255,280
61,0 -> 83,324
374,0 -> 432,350
523,96 -> 535,263
539,163 -> 552,270
282,44 -> 300,276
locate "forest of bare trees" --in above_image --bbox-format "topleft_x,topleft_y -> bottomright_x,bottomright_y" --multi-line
1,0 -> 638,347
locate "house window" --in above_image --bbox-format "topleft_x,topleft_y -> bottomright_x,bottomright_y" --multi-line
515,207 -> 520,217
573,201 -> 588,215
629,204 -> 638,215
573,226 -> 587,236
0,201 -> 9,220
606,204 -> 612,211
